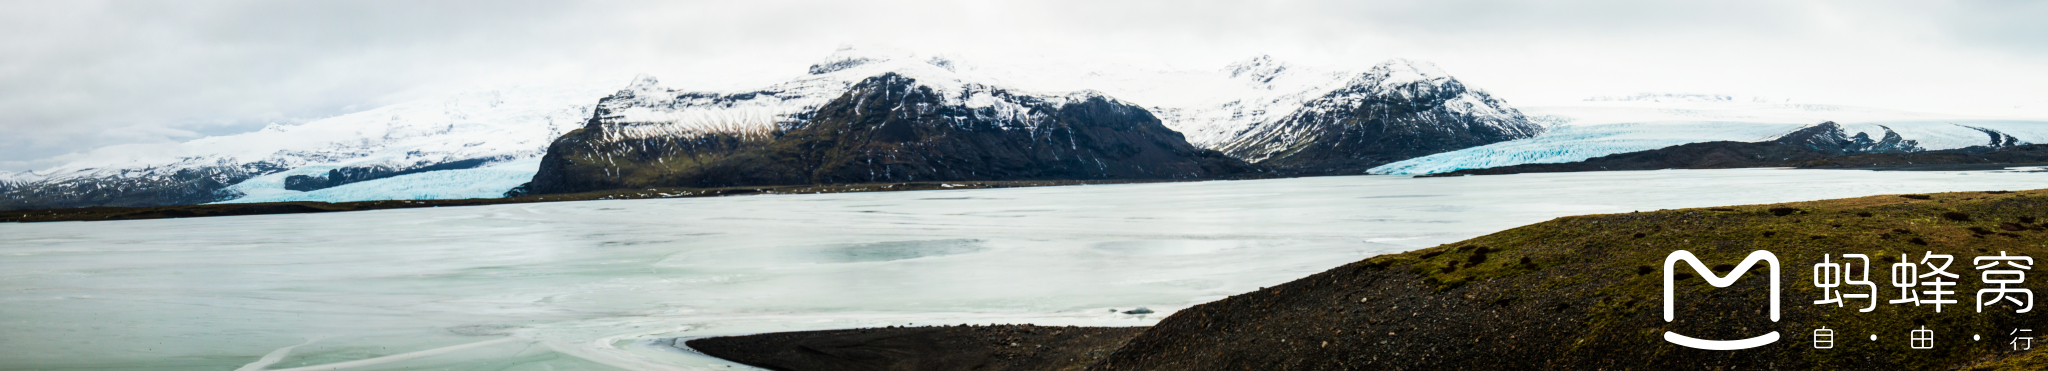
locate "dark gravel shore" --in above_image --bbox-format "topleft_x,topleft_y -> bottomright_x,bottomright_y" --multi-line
1,179 -> 1223,223
685,324 -> 1144,371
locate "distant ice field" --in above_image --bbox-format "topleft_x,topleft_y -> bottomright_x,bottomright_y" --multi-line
1374,99 -> 2048,175
1371,121 -> 1804,175
4,169 -> 2046,370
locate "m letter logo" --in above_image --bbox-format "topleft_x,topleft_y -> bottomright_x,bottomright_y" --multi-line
1663,250 -> 1782,350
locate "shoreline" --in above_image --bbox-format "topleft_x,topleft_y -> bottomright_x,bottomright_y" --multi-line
679,188 -> 2048,370
0,177 -> 1262,223
10,163 -> 2048,223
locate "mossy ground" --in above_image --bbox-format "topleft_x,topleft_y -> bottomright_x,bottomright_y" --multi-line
1406,190 -> 2047,369
1094,188 -> 2048,370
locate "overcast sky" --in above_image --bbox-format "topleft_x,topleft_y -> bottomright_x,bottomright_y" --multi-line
4,0 -> 2046,171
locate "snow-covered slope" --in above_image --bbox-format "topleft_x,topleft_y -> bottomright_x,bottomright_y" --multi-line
1371,98 -> 2048,175
1020,55 -> 1360,150
0,83 -> 611,209
981,55 -> 1536,164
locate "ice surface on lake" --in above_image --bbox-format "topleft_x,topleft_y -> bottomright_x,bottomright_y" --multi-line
4,169 -> 2047,370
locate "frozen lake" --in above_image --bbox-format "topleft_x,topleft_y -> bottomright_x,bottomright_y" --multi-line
4,168 -> 2046,370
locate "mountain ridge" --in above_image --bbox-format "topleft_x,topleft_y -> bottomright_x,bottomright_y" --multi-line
1,48 -> 1542,210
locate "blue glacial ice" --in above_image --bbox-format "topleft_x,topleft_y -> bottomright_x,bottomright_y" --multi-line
1371,122 -> 1804,175
215,158 -> 540,204
1374,120 -> 2048,175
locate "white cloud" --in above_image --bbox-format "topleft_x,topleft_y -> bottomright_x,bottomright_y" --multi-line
1,0 -> 2044,170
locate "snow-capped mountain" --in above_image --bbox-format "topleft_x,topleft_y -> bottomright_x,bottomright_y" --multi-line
530,48 -> 1539,188
0,84 -> 612,210
1203,59 -> 1539,173
521,55 -> 1255,194
1371,97 -> 2048,175
961,54 -> 1541,173
1065,55 -> 1362,151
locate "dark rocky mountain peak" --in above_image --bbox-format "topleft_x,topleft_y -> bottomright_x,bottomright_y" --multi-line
1956,124 -> 2028,148
1769,121 -> 1922,155
1348,58 -> 1464,102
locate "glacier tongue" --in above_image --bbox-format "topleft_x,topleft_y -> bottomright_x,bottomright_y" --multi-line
217,158 -> 543,204
1371,99 -> 2048,175
1370,122 -> 1806,175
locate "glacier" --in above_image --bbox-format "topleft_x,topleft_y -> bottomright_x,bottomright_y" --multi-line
1370,122 -> 1806,175
216,158 -> 542,204
1371,98 -> 2048,175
